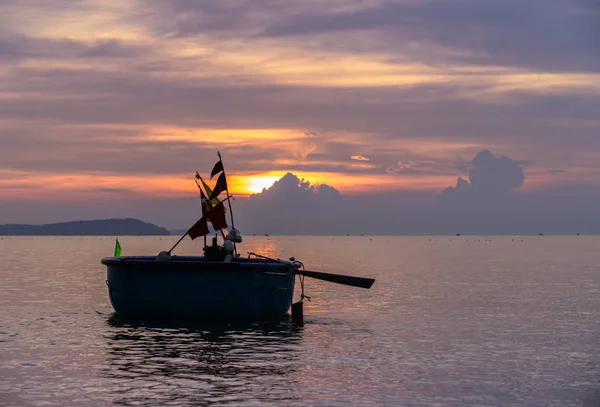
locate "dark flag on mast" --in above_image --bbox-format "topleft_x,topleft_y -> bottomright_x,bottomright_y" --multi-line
195,171 -> 227,214
207,201 -> 227,230
188,216 -> 210,240
210,160 -> 224,179
209,172 -> 228,201
188,201 -> 228,240
194,178 -> 212,216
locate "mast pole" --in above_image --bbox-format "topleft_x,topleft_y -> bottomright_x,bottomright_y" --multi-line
194,178 -> 209,257
218,151 -> 237,257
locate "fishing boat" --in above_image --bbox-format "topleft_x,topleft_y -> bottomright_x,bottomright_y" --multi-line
102,254 -> 299,319
101,153 -> 375,321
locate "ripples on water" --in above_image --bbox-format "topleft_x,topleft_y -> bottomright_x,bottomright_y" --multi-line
104,317 -> 304,406
1,236 -> 600,406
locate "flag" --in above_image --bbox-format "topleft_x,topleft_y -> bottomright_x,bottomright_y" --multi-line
199,186 -> 210,216
210,160 -> 223,179
194,179 -> 210,216
114,238 -> 122,257
209,172 -> 227,201
198,175 -> 225,211
200,177 -> 212,200
207,201 -> 228,230
187,201 -> 228,240
188,216 -> 210,240
198,176 -> 217,206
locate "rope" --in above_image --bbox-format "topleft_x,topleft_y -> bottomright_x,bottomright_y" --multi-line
295,260 -> 310,302
248,252 -> 310,302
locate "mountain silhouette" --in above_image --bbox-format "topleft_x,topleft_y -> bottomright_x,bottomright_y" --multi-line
0,218 -> 170,236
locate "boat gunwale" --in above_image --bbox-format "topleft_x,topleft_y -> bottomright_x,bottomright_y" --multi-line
101,256 -> 300,270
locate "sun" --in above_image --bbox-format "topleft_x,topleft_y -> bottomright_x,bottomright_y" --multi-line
246,176 -> 279,194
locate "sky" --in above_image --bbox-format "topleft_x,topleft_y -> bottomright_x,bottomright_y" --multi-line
1,0 -> 599,233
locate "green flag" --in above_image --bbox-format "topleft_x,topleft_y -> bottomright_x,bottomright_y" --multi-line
114,238 -> 122,257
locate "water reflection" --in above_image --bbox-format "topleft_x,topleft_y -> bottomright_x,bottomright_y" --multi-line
104,315 -> 304,406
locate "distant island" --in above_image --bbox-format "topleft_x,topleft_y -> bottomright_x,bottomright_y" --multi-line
0,218 -> 170,236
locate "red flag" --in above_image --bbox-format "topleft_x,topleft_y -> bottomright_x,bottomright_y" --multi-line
208,172 -> 227,201
188,201 -> 227,240
207,201 -> 227,230
188,216 -> 209,240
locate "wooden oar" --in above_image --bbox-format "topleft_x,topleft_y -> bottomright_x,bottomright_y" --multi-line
297,269 -> 375,289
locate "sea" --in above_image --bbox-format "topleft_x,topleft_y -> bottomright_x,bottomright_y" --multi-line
1,236 -> 600,407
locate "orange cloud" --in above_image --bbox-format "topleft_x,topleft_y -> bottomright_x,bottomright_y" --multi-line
350,155 -> 370,161
0,168 -> 452,203
143,128 -> 302,144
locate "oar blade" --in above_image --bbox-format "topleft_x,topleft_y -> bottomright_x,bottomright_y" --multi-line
298,270 -> 375,289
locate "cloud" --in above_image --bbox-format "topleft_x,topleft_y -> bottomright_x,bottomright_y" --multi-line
0,33 -> 148,63
350,155 -> 369,161
231,160 -> 600,234
436,149 -> 525,209
262,0 -> 600,72
236,172 -> 348,234
469,149 -> 525,193
387,160 -> 418,174
246,172 -> 342,203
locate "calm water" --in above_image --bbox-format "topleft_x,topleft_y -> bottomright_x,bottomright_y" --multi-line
1,236 -> 600,406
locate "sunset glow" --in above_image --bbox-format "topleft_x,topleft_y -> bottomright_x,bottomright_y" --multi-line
245,176 -> 280,194
0,0 -> 598,228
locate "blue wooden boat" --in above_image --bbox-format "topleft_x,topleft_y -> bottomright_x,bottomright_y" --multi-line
101,255 -> 298,319
100,153 -> 374,321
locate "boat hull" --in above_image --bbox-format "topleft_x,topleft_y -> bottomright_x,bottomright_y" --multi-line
102,256 -> 296,319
